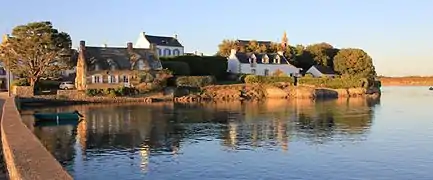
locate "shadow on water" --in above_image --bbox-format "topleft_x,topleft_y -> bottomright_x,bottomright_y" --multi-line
20,97 -> 380,178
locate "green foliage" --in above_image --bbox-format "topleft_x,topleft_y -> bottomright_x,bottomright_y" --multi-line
35,80 -> 60,91
175,76 -> 216,87
298,77 -> 366,89
160,56 -> 227,80
12,78 -> 30,86
333,48 -> 376,79
0,21 -> 72,86
161,61 -> 190,75
138,71 -> 155,83
244,75 -> 294,84
85,87 -> 138,97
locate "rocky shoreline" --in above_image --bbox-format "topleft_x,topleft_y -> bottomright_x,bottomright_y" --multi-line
18,84 -> 381,106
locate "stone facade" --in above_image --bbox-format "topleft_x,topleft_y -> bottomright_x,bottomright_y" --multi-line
74,40 -> 163,91
12,86 -> 34,97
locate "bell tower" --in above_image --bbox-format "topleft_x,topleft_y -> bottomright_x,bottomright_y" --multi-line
281,31 -> 288,50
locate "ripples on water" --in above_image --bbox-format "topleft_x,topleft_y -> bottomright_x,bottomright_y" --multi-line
20,86 -> 433,180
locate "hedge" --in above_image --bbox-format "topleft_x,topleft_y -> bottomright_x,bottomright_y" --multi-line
86,87 -> 138,97
175,76 -> 216,87
161,61 -> 190,75
298,77 -> 366,89
244,75 -> 294,84
244,75 -> 379,89
160,56 -> 227,80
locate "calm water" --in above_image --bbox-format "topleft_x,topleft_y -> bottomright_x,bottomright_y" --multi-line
21,86 -> 433,180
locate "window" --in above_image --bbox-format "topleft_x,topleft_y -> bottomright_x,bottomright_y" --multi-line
251,69 -> 256,75
264,69 -> 269,76
0,68 -> 5,76
164,48 -> 171,56
123,75 -> 129,83
92,75 -> 102,83
173,49 -> 180,56
250,58 -> 257,67
108,75 -> 118,83
157,48 -> 162,56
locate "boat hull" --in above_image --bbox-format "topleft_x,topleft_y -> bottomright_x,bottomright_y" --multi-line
33,112 -> 81,121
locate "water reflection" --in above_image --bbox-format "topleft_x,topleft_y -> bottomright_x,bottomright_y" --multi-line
21,98 -> 379,179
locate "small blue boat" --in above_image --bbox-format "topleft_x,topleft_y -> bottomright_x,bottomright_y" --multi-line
33,110 -> 84,121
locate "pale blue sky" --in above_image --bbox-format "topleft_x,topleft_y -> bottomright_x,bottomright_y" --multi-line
1,0 -> 432,76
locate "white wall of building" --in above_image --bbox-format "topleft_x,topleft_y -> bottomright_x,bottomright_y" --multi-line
240,64 -> 300,76
135,33 -> 184,57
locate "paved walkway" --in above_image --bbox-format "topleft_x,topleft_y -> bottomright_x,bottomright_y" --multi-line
0,92 -> 9,179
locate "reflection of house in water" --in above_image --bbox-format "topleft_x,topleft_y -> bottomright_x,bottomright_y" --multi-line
72,104 -> 183,167
222,118 -> 290,152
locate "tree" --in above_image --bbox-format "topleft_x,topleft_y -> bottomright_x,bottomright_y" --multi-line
333,48 -> 376,78
246,40 -> 260,53
293,44 -> 315,71
0,21 -> 72,86
217,39 -> 237,57
305,42 -> 335,67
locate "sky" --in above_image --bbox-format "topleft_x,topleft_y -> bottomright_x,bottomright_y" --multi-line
1,0 -> 432,76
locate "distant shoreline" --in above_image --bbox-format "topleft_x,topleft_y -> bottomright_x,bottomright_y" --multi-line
379,77 -> 433,86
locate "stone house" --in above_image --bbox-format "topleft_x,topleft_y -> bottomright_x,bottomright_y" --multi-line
306,65 -> 337,77
75,41 -> 163,90
227,49 -> 301,76
135,32 -> 184,57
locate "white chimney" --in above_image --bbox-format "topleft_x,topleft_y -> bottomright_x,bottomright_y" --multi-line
174,34 -> 178,39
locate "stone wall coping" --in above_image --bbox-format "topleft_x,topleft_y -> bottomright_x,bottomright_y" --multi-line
1,97 -> 72,180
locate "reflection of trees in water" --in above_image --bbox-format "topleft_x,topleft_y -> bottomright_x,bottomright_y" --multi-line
293,98 -> 380,143
33,125 -> 77,166
26,97 -> 380,167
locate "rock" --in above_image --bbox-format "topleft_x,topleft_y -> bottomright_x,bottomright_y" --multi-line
265,87 -> 288,99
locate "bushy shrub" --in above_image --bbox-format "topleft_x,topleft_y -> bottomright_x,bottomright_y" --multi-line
244,75 -> 294,84
160,56 -> 227,80
12,78 -> 30,86
175,76 -> 216,87
298,77 -> 365,89
85,87 -> 138,97
161,61 -> 190,75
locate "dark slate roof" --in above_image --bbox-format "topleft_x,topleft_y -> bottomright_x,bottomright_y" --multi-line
234,52 -> 291,65
236,40 -> 272,47
313,65 -> 336,75
84,46 -> 162,71
145,34 -> 183,47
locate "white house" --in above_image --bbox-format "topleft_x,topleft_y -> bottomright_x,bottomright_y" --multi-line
135,32 -> 184,57
227,49 -> 301,76
306,65 -> 337,77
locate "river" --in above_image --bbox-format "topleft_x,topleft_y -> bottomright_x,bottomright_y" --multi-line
21,86 -> 433,180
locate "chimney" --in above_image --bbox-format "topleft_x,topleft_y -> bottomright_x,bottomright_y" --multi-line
102,44 -> 107,48
174,34 -> 178,39
79,40 -> 86,50
127,42 -> 133,51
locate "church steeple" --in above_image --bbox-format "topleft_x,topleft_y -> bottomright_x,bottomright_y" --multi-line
281,31 -> 288,50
